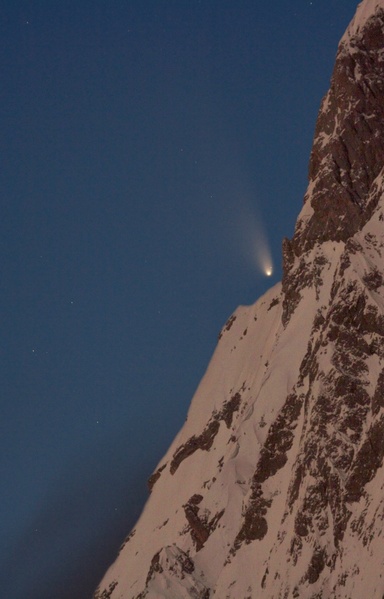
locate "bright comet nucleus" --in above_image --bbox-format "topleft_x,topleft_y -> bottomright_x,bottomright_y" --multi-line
232,195 -> 274,279
251,225 -> 273,279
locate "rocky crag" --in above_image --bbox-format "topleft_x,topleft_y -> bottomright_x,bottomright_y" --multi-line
94,2 -> 384,597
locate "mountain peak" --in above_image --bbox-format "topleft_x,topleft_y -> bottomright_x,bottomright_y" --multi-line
342,0 -> 384,44
94,3 -> 384,597
281,0 -> 384,328
286,0 -> 384,262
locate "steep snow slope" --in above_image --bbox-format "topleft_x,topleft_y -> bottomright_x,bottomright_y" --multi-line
94,1 -> 384,597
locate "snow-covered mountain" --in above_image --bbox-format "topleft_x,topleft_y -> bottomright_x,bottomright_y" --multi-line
94,1 -> 384,597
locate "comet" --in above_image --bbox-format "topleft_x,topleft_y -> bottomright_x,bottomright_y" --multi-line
221,188 -> 274,279
253,232 -> 273,278
231,196 -> 274,279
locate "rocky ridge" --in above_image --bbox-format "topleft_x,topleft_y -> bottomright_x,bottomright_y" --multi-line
94,2 -> 384,597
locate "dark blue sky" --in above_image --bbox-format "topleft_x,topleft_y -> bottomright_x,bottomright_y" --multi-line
2,2 -> 357,598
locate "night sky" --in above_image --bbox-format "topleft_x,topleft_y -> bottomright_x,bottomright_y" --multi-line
2,2 -> 357,598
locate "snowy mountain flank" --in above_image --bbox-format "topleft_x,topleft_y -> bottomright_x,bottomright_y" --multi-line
94,2 -> 384,597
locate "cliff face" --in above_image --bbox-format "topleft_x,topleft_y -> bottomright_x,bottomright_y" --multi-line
288,1 -> 384,256
282,0 -> 384,326
94,2 -> 384,597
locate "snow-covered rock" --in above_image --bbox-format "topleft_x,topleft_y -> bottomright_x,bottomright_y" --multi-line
94,1 -> 384,597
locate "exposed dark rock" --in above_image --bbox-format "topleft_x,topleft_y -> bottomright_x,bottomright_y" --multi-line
145,551 -> 164,587
175,549 -> 195,575
363,268 -> 384,291
183,495 -> 224,551
289,535 -> 303,567
254,393 -> 302,484
184,504 -> 210,551
281,256 -> 308,326
118,528 -> 136,555
234,482 -> 271,548
294,511 -> 310,537
170,392 -> 242,474
288,462 -> 305,509
372,369 -> 384,414
233,392 -> 304,552
137,546 -> 207,598
267,297 -> 280,311
282,249 -> 331,325
361,304 -> 384,336
170,420 -> 220,474
189,493 -> 203,505
261,568 -> 269,589
313,309 -> 325,331
220,392 -> 241,428
345,415 -> 384,502
93,581 -> 118,599
332,348 -> 369,379
147,464 -> 167,493
218,314 -> 237,340
305,547 -> 327,585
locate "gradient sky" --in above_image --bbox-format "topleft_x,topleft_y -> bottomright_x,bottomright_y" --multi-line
2,2 -> 357,598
